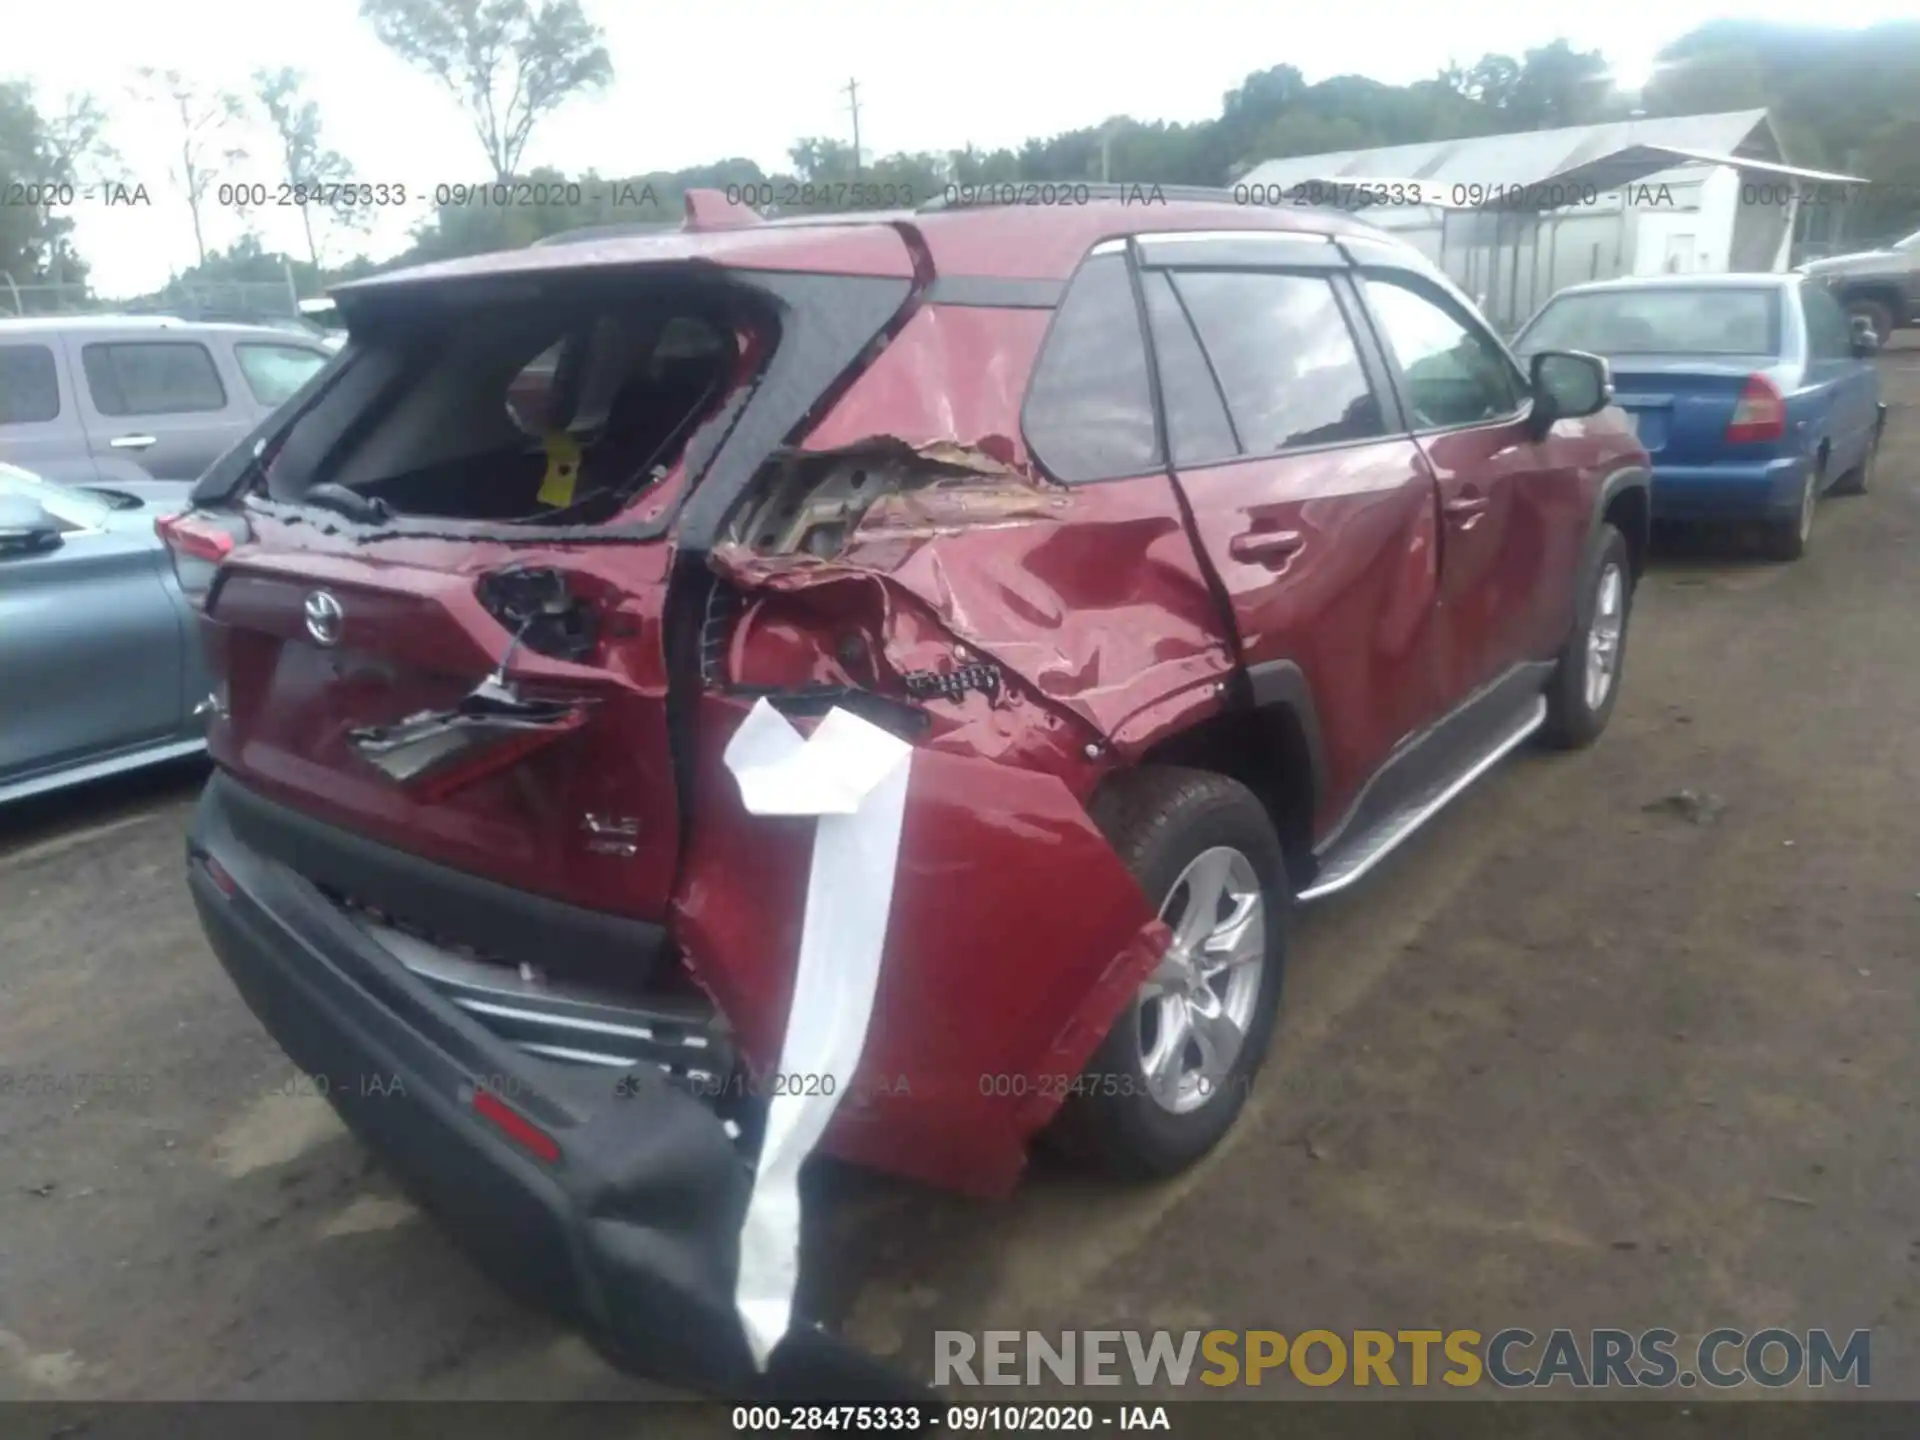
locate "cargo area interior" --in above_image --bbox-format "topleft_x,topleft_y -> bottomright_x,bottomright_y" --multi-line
263,276 -> 759,525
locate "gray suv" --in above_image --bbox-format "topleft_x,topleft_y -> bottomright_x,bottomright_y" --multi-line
1797,228 -> 1920,346
0,315 -> 332,505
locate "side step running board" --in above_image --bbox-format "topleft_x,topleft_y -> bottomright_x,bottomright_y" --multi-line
1297,695 -> 1547,903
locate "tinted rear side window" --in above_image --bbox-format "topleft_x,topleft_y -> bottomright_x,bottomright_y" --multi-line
1519,288 -> 1781,357
1023,253 -> 1160,483
82,341 -> 228,416
0,345 -> 61,425
1171,270 -> 1385,453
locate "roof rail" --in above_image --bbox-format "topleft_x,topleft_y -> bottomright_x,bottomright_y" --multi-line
530,220 -> 678,248
916,182 -> 1245,213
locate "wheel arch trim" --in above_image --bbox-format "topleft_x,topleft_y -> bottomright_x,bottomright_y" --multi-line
1242,658 -> 1330,820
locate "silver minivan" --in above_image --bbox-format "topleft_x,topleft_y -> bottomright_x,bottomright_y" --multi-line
0,315 -> 333,505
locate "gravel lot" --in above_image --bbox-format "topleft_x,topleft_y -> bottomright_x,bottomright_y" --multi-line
2,341 -> 1917,1406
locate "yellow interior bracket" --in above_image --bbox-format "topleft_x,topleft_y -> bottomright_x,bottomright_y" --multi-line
536,431 -> 582,508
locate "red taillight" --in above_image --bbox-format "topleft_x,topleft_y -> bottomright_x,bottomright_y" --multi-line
155,510 -> 236,562
472,1088 -> 561,1164
203,856 -> 238,897
1725,374 -> 1785,444
155,509 -> 247,608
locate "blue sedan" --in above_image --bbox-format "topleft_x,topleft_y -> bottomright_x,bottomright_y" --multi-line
1515,273 -> 1886,559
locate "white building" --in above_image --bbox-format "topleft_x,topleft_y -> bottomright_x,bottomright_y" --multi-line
1237,109 -> 1864,332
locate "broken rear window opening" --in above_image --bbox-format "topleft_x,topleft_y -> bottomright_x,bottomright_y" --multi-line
257,276 -> 768,527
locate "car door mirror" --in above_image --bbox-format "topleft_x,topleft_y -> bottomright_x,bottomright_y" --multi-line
0,495 -> 65,556
1849,315 -> 1881,357
1528,350 -> 1613,437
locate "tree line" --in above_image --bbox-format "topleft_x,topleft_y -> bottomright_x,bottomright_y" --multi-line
2,3 -> 1917,309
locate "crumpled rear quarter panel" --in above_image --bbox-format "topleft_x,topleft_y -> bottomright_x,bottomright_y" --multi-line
673,694 -> 1170,1197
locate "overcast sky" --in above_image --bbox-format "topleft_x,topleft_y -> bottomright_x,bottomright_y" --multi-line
7,0 -> 1913,295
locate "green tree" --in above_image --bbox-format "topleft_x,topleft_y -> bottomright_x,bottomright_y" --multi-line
0,86 -> 111,307
1506,41 -> 1612,130
0,84 -> 55,306
1644,20 -> 1920,241
132,68 -> 247,268
360,0 -> 613,182
254,68 -> 365,270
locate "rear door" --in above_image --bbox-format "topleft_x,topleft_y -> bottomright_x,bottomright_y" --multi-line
0,479 -> 187,783
1137,233 -> 1446,833
68,331 -> 253,481
1355,265 -> 1583,703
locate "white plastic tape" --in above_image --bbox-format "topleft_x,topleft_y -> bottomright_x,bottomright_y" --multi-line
722,698 -> 914,1369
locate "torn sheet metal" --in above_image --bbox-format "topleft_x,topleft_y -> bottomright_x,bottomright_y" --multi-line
725,437 -> 1063,564
344,673 -> 589,796
721,698 -> 912,1369
711,462 -> 1235,757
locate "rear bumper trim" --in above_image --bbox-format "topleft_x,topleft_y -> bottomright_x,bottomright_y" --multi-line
187,769 -> 926,1401
1650,454 -> 1809,519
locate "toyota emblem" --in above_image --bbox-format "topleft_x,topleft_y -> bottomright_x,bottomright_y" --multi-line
304,590 -> 345,647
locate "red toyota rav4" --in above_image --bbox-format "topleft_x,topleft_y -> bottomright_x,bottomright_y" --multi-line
167,188 -> 1650,1394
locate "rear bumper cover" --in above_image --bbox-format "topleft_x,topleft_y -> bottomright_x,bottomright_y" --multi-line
1649,453 -> 1808,520
187,770 -> 924,1400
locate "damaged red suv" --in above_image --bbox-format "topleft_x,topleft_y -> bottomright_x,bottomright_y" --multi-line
170,187 -> 1650,1395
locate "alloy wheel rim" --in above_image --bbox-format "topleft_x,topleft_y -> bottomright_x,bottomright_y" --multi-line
1136,846 -> 1265,1115
1800,471 -> 1817,541
1584,562 -> 1625,711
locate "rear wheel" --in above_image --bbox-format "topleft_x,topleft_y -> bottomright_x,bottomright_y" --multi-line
1830,420 -> 1881,497
1543,522 -> 1632,750
1058,767 -> 1288,1178
1765,463 -> 1818,561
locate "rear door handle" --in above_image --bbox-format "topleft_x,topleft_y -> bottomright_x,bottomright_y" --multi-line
1228,529 -> 1305,566
109,434 -> 157,450
1443,494 -> 1491,519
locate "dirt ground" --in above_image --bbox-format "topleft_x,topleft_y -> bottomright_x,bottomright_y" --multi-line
2,342 -> 1917,1409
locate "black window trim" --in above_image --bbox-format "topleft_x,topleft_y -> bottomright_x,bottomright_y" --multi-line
1140,263 -> 1410,471
1151,268 -> 1243,456
1134,230 -> 1348,274
80,338 -> 230,418
1351,266 -> 1537,441
1018,229 -> 1482,485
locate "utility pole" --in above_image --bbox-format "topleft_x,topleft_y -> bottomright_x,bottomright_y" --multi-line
845,78 -> 862,180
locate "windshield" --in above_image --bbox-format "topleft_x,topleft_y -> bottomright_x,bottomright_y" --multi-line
1518,288 -> 1781,357
0,463 -> 116,530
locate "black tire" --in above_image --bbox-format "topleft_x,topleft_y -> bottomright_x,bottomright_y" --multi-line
1846,298 -> 1895,349
1829,419 -> 1881,497
1054,767 -> 1288,1179
1542,522 -> 1633,750
1764,461 -> 1818,562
